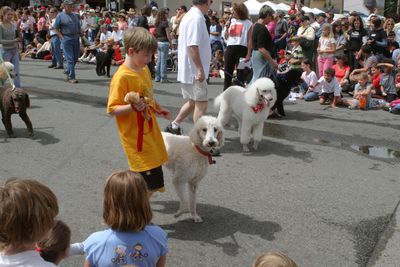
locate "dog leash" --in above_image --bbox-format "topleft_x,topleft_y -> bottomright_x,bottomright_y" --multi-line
0,44 -> 16,90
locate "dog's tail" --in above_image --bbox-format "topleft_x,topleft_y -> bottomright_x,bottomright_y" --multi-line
213,93 -> 223,111
213,92 -> 232,128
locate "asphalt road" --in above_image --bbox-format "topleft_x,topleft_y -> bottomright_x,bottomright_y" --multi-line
0,59 -> 400,267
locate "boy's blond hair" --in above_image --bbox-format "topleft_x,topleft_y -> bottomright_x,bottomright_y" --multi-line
123,27 -> 157,53
0,179 -> 59,250
103,170 -> 152,232
253,251 -> 298,267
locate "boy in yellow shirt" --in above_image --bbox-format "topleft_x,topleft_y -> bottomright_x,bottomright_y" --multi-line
107,27 -> 171,193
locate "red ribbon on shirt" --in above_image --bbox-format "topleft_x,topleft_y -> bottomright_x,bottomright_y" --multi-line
135,96 -> 153,152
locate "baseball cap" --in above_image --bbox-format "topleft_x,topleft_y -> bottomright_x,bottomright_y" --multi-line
152,6 -> 158,11
64,0 -> 74,5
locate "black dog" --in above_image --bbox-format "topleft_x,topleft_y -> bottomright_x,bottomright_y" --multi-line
96,46 -> 114,77
0,86 -> 33,138
271,68 -> 304,117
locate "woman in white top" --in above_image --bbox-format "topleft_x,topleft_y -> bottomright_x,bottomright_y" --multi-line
223,2 -> 252,90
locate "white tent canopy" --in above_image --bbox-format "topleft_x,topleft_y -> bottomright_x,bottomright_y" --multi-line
243,0 -> 263,15
275,3 -> 291,11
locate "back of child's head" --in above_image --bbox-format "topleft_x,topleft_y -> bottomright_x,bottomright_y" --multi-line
0,178 -> 58,251
103,170 -> 152,232
324,67 -> 335,77
37,220 -> 71,264
123,27 -> 157,54
253,251 -> 298,267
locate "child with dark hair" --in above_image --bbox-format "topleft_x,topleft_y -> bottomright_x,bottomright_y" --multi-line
36,220 -> 71,265
378,60 -> 398,102
309,67 -> 342,107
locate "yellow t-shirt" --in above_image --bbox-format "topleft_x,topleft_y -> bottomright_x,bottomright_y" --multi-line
107,64 -> 168,172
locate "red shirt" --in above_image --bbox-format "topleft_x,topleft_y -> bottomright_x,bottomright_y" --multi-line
332,64 -> 350,82
372,73 -> 381,89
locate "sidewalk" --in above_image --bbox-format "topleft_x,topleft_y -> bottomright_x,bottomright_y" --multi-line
19,58 -> 400,266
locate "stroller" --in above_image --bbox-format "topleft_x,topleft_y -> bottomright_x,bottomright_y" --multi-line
167,49 -> 178,72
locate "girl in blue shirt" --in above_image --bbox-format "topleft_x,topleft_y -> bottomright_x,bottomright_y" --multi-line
82,170 -> 168,267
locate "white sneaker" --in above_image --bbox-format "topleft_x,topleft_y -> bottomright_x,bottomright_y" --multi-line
89,56 -> 96,64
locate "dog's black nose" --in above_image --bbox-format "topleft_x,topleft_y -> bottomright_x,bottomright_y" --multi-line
208,140 -> 216,146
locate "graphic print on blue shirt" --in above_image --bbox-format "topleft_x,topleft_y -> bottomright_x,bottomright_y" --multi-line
130,243 -> 149,261
111,245 -> 128,264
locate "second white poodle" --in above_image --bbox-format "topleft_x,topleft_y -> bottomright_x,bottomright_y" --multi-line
162,116 -> 224,223
214,77 -> 277,152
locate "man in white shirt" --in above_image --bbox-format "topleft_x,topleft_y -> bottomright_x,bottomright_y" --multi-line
165,0 -> 212,135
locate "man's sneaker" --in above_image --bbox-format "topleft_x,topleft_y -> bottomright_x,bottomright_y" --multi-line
164,123 -> 182,135
68,79 -> 78,84
48,64 -> 56,68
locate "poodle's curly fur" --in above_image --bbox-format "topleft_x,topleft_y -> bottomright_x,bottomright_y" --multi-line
214,77 -> 277,152
162,116 -> 224,223
0,86 -> 33,138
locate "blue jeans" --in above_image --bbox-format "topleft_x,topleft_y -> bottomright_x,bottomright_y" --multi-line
304,91 -> 319,101
2,47 -> 21,87
155,42 -> 169,81
51,36 -> 63,67
61,37 -> 80,80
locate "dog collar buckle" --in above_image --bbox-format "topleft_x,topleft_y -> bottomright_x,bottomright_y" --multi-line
194,145 -> 216,165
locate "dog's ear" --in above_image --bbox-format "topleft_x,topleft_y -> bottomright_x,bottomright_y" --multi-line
25,92 -> 30,108
216,127 -> 224,147
244,82 -> 259,106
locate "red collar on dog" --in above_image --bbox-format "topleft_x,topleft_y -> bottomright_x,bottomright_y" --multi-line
194,145 -> 216,165
251,103 -> 265,113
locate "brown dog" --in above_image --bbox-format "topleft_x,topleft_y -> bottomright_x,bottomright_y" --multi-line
0,86 -> 33,138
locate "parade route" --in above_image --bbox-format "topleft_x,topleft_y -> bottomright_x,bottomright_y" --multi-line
1,59 -> 400,266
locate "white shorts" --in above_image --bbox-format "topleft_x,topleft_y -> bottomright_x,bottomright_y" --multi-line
181,80 -> 208,101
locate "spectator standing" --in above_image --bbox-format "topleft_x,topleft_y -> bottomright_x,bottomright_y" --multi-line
137,5 -> 151,30
249,5 -> 277,84
209,15 -> 223,54
154,8 -> 172,83
20,9 -> 35,52
274,10 -> 288,52
332,20 -> 346,58
316,23 -> 336,78
223,2 -> 252,90
367,17 -> 387,58
37,10 -> 48,41
47,7 -> 63,69
117,13 -> 128,31
383,31 -> 399,59
0,6 -> 21,88
346,16 -> 368,70
297,16 -> 315,62
164,0 -> 212,134
54,0 -> 81,83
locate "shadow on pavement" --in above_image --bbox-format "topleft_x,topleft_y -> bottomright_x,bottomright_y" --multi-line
0,127 -> 60,145
152,200 -> 282,256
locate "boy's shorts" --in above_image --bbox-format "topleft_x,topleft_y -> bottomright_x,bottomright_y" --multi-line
140,166 -> 165,192
320,92 -> 334,99
181,80 -> 208,101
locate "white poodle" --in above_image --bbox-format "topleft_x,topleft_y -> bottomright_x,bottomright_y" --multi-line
0,62 -> 14,83
162,116 -> 224,223
214,77 -> 277,152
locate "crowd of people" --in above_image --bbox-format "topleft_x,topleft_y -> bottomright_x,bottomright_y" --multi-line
1,0 -> 400,266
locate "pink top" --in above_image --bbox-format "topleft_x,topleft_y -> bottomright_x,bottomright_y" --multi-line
267,20 -> 276,40
118,21 -> 128,31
